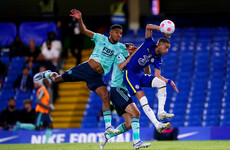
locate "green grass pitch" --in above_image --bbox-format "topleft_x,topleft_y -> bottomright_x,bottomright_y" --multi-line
1,141 -> 230,150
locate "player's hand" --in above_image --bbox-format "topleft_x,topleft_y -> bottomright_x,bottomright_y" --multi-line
170,80 -> 179,93
70,9 -> 82,20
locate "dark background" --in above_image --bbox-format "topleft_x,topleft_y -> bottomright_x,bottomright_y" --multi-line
0,0 -> 230,28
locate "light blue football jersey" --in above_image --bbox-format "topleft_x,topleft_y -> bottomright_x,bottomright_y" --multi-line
90,33 -> 128,75
110,54 -> 128,91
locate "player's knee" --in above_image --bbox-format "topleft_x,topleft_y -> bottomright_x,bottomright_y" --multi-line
152,77 -> 166,88
132,110 -> 140,118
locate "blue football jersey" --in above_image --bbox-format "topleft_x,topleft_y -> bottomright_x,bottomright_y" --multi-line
126,36 -> 163,73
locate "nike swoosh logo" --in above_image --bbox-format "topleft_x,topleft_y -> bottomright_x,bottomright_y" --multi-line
0,136 -> 18,143
178,131 -> 198,139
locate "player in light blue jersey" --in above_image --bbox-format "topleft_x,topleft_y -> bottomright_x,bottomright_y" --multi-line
33,9 -> 129,134
99,44 -> 151,149
123,24 -> 179,132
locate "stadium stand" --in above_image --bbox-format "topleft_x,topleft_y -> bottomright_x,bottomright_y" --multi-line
0,25 -> 230,128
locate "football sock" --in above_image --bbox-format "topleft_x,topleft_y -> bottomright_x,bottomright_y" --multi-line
108,123 -> 128,139
157,86 -> 167,114
45,128 -> 52,143
21,123 -> 36,130
103,110 -> 112,129
151,77 -> 167,114
140,96 -> 159,126
131,117 -> 140,144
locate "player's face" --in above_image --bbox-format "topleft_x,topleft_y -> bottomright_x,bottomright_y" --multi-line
128,45 -> 137,55
109,28 -> 123,43
158,42 -> 170,55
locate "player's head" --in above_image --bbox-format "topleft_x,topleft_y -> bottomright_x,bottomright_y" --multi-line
125,43 -> 137,55
109,24 -> 123,43
156,38 -> 171,55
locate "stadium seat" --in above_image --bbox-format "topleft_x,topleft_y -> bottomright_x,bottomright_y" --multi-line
19,22 -> 57,46
0,23 -> 17,47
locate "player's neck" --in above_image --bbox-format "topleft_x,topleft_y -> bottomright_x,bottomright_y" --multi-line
108,37 -> 117,44
155,48 -> 160,55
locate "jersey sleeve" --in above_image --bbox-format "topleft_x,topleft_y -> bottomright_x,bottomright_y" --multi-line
154,57 -> 163,70
91,33 -> 104,43
116,54 -> 126,64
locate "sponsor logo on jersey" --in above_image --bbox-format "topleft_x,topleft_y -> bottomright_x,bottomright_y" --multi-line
138,55 -> 149,66
102,47 -> 114,56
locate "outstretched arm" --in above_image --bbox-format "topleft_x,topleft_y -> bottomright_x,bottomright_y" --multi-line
145,24 -> 171,39
155,68 -> 179,93
145,24 -> 160,39
70,9 -> 94,39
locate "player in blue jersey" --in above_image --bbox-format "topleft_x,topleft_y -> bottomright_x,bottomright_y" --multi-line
99,43 -> 151,150
34,9 -> 129,134
123,24 -> 179,132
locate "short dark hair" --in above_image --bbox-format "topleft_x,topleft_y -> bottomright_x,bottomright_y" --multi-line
124,43 -> 134,49
23,66 -> 29,70
23,99 -> 32,105
8,98 -> 15,102
110,24 -> 123,31
157,38 -> 170,45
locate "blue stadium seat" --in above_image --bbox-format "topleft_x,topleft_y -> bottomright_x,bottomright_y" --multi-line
0,23 -> 17,47
120,30 -> 135,43
19,22 -> 57,46
1,56 -> 10,65
0,89 -> 15,102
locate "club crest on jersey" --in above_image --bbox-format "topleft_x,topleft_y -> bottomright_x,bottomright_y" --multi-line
151,58 -> 155,63
135,85 -> 140,89
138,55 -> 149,66
102,47 -> 114,56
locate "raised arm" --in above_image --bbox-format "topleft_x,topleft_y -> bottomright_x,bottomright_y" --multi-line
155,68 -> 179,93
70,9 -> 94,39
146,24 -> 171,39
145,24 -> 160,39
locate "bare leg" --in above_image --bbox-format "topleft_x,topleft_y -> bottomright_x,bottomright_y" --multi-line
95,86 -> 117,133
95,86 -> 110,111
125,103 -> 140,118
122,113 -> 132,130
135,90 -> 146,100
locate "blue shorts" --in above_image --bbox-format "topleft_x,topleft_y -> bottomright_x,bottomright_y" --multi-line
110,87 -> 133,116
35,112 -> 53,127
61,62 -> 106,91
123,69 -> 155,95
